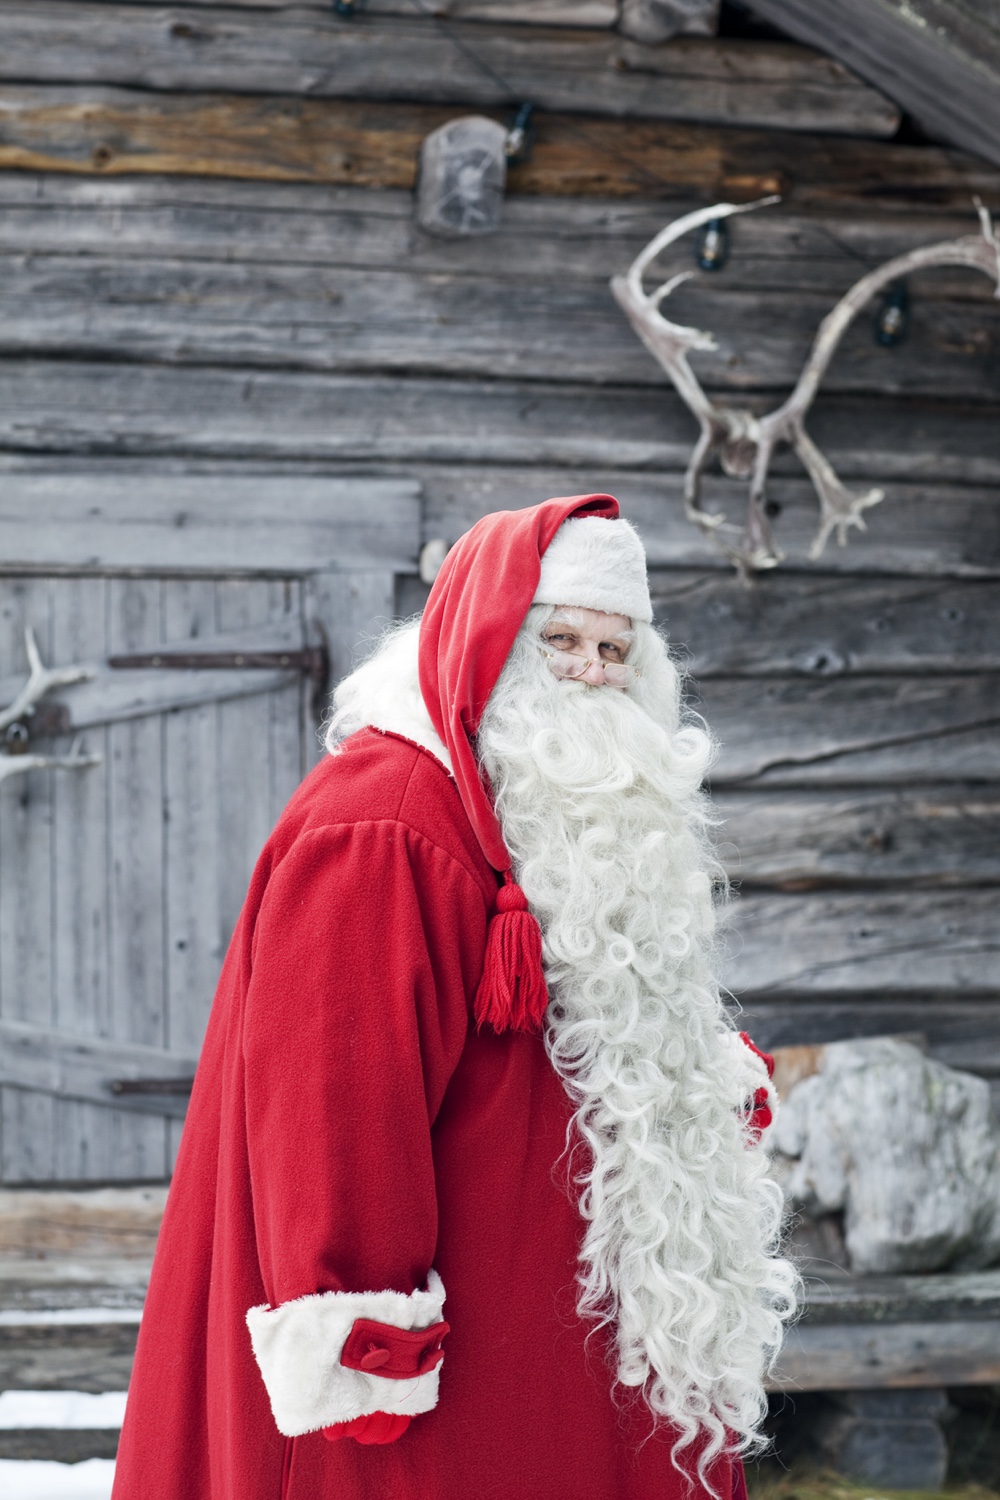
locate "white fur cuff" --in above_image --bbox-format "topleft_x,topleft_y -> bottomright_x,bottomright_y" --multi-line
246,1271 -> 446,1437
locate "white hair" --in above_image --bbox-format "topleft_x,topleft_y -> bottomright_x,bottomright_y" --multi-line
323,618 -> 450,766
478,607 -> 797,1483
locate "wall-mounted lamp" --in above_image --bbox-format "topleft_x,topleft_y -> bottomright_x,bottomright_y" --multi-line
416,117 -> 509,238
416,102 -> 534,239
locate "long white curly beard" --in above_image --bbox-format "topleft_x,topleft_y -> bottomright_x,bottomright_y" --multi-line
477,608 -> 797,1478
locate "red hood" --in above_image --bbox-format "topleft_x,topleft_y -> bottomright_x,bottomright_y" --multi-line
418,494 -> 620,874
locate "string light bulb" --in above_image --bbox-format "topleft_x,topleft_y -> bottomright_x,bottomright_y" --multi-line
504,103 -> 535,164
696,217 -> 729,272
876,282 -> 909,346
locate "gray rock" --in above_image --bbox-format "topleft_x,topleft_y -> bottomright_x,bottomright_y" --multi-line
816,1390 -> 949,1490
773,1038 -> 1000,1274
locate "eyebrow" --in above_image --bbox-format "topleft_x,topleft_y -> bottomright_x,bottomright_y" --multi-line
546,615 -> 635,643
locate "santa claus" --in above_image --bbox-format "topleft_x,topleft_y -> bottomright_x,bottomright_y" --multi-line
112,494 -> 796,1500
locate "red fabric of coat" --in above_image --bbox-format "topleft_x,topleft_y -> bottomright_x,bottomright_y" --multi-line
112,728 -> 743,1500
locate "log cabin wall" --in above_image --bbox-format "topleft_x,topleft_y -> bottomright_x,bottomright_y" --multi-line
0,0 -> 997,1182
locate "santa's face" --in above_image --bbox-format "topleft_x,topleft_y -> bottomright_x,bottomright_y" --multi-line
539,606 -> 634,690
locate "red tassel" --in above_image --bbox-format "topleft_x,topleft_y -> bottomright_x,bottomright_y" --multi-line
473,878 -> 549,1034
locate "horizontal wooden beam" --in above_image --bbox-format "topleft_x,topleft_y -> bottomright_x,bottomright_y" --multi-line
734,1002 -> 1000,1098
0,89 -> 981,203
800,1269 -> 1000,1325
0,1322 -> 139,1396
0,453 -> 994,582
769,1318 -> 1000,1390
420,463 -> 1000,579
0,7 -> 899,137
717,787 -> 1000,890
0,359 -> 994,490
1,174 -> 994,291
0,474 -> 421,573
0,1279 -> 149,1312
0,1432 -> 120,1463
0,1186 -> 166,1259
6,662 -> 296,725
0,250 -> 994,400
0,622 -> 307,731
102,1 -> 622,24
703,672 -> 1000,785
0,1020 -> 197,1119
735,1000 -> 1000,1072
344,0 -> 621,23
725,888 -> 1000,998
652,572 -> 1000,675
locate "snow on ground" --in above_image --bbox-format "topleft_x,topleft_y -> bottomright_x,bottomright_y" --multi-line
0,1391 -> 127,1428
0,1309 -> 140,1327
0,1394 -> 122,1498
0,1459 -> 116,1499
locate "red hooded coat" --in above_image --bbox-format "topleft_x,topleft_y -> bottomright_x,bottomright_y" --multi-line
112,497 -> 746,1500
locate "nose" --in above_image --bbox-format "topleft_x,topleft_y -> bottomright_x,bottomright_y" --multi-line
578,658 -> 607,685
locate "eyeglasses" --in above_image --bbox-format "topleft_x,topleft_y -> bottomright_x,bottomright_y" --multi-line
539,645 -> 640,689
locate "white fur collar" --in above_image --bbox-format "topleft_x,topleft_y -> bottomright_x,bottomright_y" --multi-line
327,621 -> 453,776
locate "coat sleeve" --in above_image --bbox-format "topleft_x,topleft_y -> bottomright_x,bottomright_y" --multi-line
240,818 -> 489,1437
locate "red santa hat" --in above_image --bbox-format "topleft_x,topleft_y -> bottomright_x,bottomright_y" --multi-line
418,493 -> 650,1034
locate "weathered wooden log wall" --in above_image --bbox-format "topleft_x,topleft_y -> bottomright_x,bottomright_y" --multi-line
0,0 -> 997,1181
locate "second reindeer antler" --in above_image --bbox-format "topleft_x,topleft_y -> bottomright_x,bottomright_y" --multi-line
611,199 -> 1000,574
0,628 -> 99,784
0,627 -> 94,734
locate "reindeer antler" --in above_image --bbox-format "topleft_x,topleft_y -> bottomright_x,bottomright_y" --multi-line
0,736 -> 101,786
611,199 -> 779,563
0,629 -> 99,782
0,627 -> 94,733
612,199 -> 1000,574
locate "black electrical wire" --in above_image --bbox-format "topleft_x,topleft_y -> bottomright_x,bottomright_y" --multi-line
405,0 -> 523,104
400,0 -> 703,199
344,0 -> 891,273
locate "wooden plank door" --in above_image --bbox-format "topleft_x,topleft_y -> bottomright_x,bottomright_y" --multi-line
0,573 -> 313,1183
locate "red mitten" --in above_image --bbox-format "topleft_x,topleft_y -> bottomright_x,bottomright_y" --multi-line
322,1412 -> 412,1445
748,1086 -> 773,1139
738,1033 -> 774,1142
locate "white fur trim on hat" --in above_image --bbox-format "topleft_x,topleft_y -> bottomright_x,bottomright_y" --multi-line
246,1270 -> 446,1436
533,517 -> 652,623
